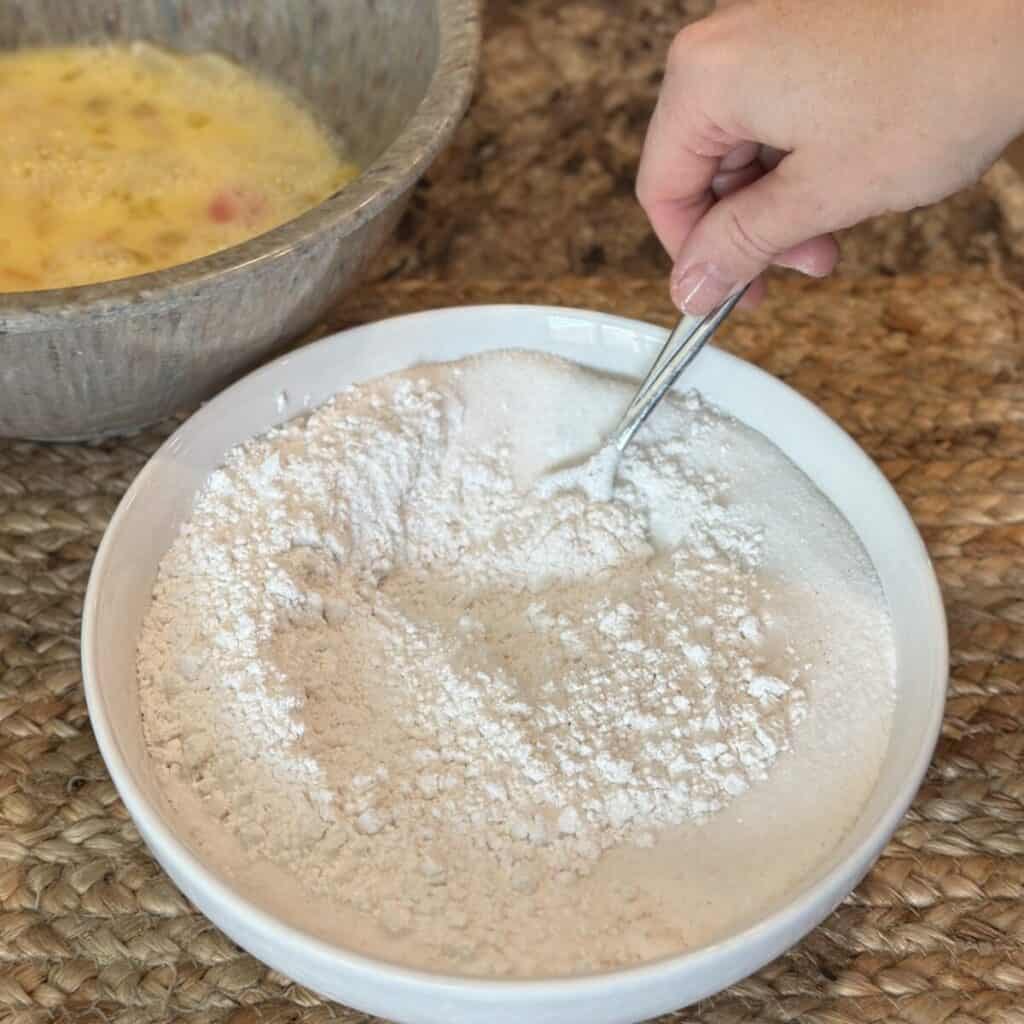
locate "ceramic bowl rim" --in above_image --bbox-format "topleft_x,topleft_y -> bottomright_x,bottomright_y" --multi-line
0,0 -> 480,330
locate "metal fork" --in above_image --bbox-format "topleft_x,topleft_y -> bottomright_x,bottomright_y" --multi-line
610,284 -> 749,453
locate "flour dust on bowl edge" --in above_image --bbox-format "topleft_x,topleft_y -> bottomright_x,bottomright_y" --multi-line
81,305 -> 948,1024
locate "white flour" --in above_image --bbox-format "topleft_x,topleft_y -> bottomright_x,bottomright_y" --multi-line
138,351 -> 896,977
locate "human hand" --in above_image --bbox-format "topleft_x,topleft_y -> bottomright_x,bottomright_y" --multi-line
637,0 -> 1024,313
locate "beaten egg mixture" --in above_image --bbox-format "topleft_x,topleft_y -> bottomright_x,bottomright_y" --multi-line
0,43 -> 358,291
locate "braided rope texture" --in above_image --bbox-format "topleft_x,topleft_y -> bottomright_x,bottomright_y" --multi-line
1,271 -> 1022,1023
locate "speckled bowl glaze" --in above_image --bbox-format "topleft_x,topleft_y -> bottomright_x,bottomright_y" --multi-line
0,0 -> 479,440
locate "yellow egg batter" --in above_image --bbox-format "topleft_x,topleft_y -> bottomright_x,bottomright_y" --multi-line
0,43 -> 358,291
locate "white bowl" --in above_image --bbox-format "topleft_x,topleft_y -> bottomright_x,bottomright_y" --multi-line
81,305 -> 948,1024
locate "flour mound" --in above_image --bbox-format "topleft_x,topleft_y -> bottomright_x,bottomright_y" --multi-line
138,352 -> 815,975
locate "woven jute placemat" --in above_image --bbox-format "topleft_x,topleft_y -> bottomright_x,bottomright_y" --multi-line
2,270 -> 1023,1023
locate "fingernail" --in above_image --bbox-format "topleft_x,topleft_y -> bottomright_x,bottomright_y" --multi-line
670,262 -> 735,315
776,250 -> 830,277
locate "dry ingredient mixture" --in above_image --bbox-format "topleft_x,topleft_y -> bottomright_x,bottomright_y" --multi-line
138,351 -> 896,977
0,42 -> 357,291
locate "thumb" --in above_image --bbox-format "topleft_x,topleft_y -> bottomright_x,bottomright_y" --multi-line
670,156 -> 841,314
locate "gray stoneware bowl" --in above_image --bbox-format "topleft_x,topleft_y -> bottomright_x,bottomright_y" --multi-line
0,0 -> 479,440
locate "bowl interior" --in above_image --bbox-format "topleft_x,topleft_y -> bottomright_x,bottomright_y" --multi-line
0,0 -> 439,171
83,306 -> 947,1024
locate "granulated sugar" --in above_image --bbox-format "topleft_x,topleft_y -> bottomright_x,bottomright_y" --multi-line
138,351 -> 896,977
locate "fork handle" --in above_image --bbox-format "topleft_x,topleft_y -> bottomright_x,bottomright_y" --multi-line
612,284 -> 749,453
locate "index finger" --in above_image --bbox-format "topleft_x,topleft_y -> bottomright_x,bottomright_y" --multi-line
635,39 -> 748,259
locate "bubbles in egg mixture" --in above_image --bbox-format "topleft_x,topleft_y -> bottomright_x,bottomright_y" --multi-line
0,42 -> 358,291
